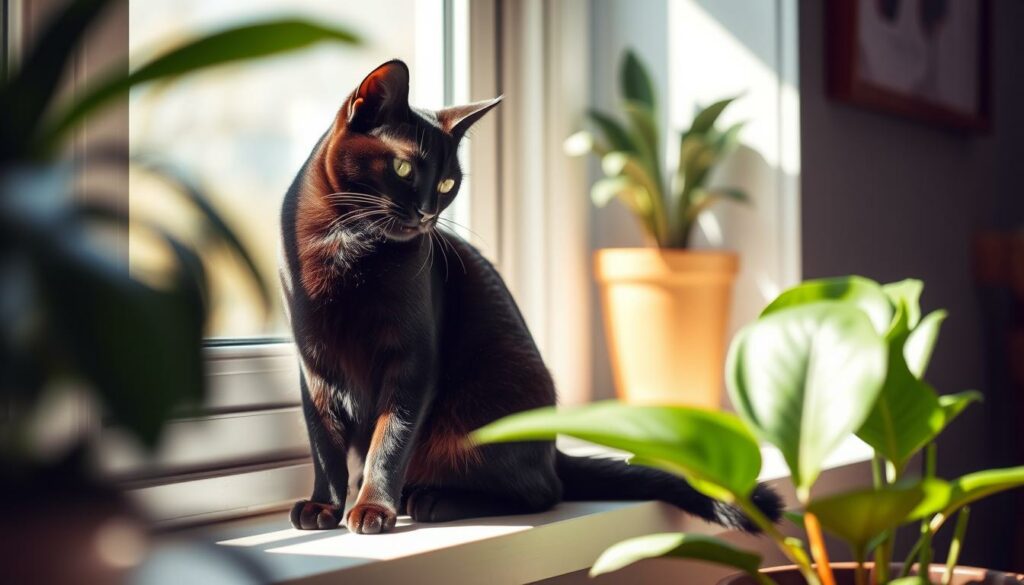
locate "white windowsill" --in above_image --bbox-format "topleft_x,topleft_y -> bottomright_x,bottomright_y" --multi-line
131,437 -> 873,585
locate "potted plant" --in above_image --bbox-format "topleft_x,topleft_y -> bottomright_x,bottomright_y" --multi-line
472,275 -> 1024,585
0,2 -> 357,583
566,49 -> 749,407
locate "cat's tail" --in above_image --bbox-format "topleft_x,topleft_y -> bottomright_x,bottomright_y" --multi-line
554,451 -> 783,533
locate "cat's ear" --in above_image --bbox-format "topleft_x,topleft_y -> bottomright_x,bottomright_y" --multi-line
437,96 -> 502,140
346,60 -> 411,131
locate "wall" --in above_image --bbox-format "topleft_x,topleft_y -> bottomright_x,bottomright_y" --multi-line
800,0 -> 1024,571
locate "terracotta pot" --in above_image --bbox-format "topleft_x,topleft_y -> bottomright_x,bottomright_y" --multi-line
717,563 -> 1024,585
594,248 -> 738,407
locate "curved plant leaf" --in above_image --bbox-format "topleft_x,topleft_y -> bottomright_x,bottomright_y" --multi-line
904,309 -> 947,379
882,279 -> 924,328
619,50 -> 656,112
856,306 -> 944,471
38,19 -> 361,153
690,95 -> 741,136
806,479 -> 950,550
590,533 -> 763,578
938,390 -> 982,427
936,467 -> 1024,525
761,276 -> 894,335
587,109 -> 636,154
727,302 -> 887,498
470,401 -> 763,500
623,100 -> 660,171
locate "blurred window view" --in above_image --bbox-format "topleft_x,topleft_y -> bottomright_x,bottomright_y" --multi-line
129,0 -> 453,339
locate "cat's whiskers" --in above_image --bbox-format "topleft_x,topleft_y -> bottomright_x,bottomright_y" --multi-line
431,230 -> 450,281
435,229 -> 467,275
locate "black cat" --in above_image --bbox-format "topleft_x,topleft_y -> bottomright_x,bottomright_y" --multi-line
279,60 -> 782,534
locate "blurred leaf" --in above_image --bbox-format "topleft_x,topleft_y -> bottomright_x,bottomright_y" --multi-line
727,302 -> 887,498
590,533 -> 763,578
587,110 -> 636,154
37,19 -> 361,153
938,391 -> 982,427
471,401 -> 763,500
937,467 -> 1024,524
856,306 -> 944,471
690,95 -> 741,136
806,480 -> 950,549
563,131 -> 606,157
682,188 -> 749,229
761,275 -> 894,335
904,310 -> 946,379
590,176 -> 648,215
136,158 -> 272,315
619,49 -> 656,112
882,279 -> 923,328
0,0 -> 113,160
713,120 -> 746,155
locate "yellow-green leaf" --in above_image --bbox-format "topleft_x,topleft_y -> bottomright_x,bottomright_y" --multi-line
590,533 -> 763,578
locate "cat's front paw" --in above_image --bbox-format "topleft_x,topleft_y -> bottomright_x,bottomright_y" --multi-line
346,503 -> 397,534
290,500 -> 343,530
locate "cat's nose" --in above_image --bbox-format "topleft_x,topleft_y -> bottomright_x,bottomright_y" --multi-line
418,209 -> 437,224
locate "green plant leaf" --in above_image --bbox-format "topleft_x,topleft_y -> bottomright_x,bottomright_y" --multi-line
904,309 -> 947,379
563,130 -> 607,157
590,533 -> 763,578
806,479 -> 950,549
591,176 -> 647,211
882,280 -> 923,328
690,95 -> 741,136
587,110 -> 636,154
761,276 -> 894,335
937,467 -> 1024,523
856,306 -> 944,471
619,49 -> 656,112
37,19 -> 361,153
727,302 -> 887,498
938,390 -> 982,426
623,100 -> 661,178
470,401 -> 763,499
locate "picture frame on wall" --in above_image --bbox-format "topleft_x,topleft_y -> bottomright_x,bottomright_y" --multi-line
826,0 -> 991,131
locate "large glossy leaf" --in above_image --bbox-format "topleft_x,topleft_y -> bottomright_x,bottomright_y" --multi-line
471,402 -> 763,500
856,307 -> 944,471
38,19 -> 360,153
590,533 -> 763,578
619,50 -> 656,112
761,276 -> 894,335
806,480 -> 950,549
937,467 -> 1024,523
727,302 -> 887,498
904,309 -> 946,379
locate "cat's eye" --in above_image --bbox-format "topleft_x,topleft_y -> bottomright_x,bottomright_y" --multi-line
393,158 -> 413,178
438,178 -> 456,194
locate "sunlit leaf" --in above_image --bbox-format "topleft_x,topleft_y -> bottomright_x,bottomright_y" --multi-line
806,480 -> 950,549
904,309 -> 946,379
856,306 -> 944,471
590,533 -> 763,578
471,401 -> 763,499
588,110 -> 636,154
38,19 -> 361,153
937,467 -> 1024,524
938,391 -> 982,427
761,276 -> 894,335
690,95 -> 741,136
882,279 -> 923,328
727,302 -> 887,497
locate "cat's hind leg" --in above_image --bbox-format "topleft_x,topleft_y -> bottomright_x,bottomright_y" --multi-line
291,371 -> 350,530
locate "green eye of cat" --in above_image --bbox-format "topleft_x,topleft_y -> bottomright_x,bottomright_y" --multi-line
438,178 -> 455,194
393,158 -> 413,178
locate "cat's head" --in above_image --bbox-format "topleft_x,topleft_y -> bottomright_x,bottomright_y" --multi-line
319,59 -> 500,242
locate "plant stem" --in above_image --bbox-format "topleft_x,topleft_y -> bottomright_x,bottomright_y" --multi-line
736,497 -> 821,585
804,512 -> 837,585
898,537 -> 924,579
918,520 -> 933,585
874,531 -> 892,585
942,507 -> 970,585
853,547 -> 868,585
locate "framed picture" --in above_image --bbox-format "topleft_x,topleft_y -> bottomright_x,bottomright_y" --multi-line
826,0 -> 991,131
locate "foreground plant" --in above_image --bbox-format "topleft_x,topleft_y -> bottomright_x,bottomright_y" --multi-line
565,49 -> 748,248
0,0 -> 359,463
472,276 -> 1022,585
